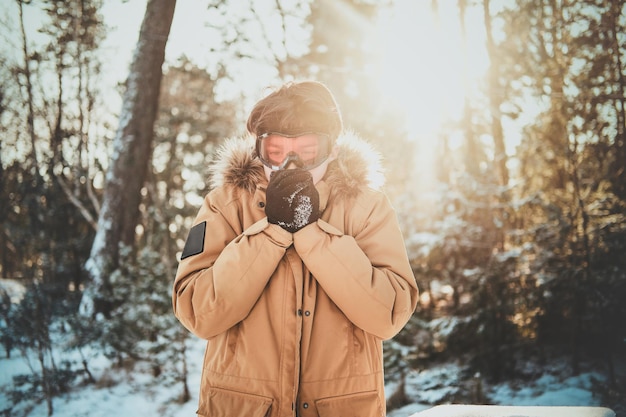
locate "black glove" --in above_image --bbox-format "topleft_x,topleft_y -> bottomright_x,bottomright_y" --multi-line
265,169 -> 320,233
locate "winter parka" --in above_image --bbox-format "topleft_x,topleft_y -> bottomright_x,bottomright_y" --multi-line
172,131 -> 419,417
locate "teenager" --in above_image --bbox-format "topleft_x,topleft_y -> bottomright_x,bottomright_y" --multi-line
173,80 -> 418,417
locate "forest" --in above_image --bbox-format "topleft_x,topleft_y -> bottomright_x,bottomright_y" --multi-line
0,0 -> 625,416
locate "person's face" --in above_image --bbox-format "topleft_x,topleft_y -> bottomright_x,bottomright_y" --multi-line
257,133 -> 336,184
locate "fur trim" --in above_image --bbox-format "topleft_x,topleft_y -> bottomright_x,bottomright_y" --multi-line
209,131 -> 384,197
325,130 -> 384,198
209,136 -> 266,194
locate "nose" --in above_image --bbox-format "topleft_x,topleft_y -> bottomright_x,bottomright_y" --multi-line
278,152 -> 304,170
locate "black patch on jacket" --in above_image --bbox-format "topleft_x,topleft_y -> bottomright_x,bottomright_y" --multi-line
181,221 -> 206,260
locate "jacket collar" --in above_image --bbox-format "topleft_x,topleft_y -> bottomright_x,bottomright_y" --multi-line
209,130 -> 384,199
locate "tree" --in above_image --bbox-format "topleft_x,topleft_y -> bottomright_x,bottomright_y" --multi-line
1,0 -> 104,292
81,0 -> 177,317
146,57 -> 239,262
144,57 -> 239,402
498,0 -> 626,380
482,0 -> 509,187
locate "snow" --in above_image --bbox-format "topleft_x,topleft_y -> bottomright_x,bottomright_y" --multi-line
0,279 -> 26,303
489,371 -> 603,407
1,337 -> 612,417
386,359 -> 610,417
1,338 -> 206,417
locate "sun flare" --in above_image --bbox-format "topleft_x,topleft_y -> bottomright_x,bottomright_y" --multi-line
370,1 -> 490,152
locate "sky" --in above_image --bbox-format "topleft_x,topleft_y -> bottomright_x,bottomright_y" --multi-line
371,0 -> 490,140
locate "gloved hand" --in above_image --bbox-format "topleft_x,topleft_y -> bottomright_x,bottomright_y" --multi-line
265,169 -> 320,233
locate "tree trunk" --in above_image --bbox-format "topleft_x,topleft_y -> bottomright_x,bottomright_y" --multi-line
457,0 -> 480,177
483,0 -> 509,187
608,0 -> 626,198
17,0 -> 39,176
81,0 -> 177,317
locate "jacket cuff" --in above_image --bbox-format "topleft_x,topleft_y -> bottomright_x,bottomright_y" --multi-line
314,219 -> 343,236
244,218 -> 293,248
293,219 -> 343,252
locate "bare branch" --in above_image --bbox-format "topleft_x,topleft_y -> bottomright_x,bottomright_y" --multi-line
56,174 -> 98,230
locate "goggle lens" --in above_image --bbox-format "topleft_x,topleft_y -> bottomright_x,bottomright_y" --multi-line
256,132 -> 332,170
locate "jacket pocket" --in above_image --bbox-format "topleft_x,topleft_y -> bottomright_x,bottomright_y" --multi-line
315,390 -> 383,417
197,387 -> 273,417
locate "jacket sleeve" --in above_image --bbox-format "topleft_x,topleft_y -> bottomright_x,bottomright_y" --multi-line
172,188 -> 293,339
293,191 -> 418,340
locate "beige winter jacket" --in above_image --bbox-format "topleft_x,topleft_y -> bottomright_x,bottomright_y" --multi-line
172,132 -> 418,417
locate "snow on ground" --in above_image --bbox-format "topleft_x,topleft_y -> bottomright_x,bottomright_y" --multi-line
0,337 -> 613,417
387,358 -> 610,417
489,371 -> 603,406
0,338 -> 206,417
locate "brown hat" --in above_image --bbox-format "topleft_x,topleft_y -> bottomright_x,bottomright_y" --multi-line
246,81 -> 343,141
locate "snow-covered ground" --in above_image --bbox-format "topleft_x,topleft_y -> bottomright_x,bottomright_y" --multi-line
0,337 -> 616,417
387,359 -> 611,417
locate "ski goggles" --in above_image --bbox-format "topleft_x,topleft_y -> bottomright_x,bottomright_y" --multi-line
256,132 -> 333,171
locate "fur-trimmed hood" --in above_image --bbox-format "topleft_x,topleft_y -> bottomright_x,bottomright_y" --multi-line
209,130 -> 384,198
